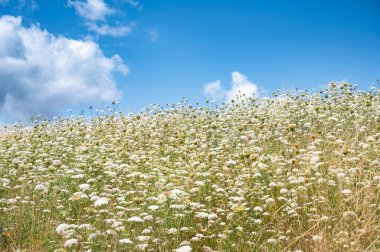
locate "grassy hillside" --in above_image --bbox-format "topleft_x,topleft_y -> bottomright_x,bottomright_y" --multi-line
1,83 -> 380,251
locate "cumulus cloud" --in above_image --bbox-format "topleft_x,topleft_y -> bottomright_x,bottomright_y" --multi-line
203,80 -> 224,101
203,71 -> 258,102
68,0 -> 134,37
87,22 -> 134,37
227,72 -> 258,100
0,15 -> 127,120
68,0 -> 115,21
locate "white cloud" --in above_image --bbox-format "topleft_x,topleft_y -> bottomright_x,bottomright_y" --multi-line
68,0 -> 115,21
87,22 -> 134,37
123,0 -> 140,8
0,0 -> 38,11
18,0 -> 39,11
227,71 -> 258,101
68,0 -> 134,37
203,80 -> 225,101
203,71 -> 258,102
0,15 -> 127,120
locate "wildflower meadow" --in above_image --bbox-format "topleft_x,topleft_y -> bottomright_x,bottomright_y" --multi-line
0,83 -> 379,251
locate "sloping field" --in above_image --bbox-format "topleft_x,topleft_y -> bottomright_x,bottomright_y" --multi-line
0,84 -> 380,251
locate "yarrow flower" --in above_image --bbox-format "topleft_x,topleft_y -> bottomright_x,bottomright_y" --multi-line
63,238 -> 78,248
56,224 -> 70,235
94,197 -> 109,207
194,212 -> 209,219
127,216 -> 144,223
79,183 -> 91,191
176,245 -> 192,252
119,238 -> 133,244
253,206 -> 263,213
34,184 -> 47,191
341,189 -> 352,196
148,205 -> 159,211
312,235 -> 323,242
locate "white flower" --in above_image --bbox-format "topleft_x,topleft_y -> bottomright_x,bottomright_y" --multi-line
112,221 -> 123,227
341,189 -> 352,196
343,211 -> 357,220
127,216 -> 144,223
312,235 -> 323,242
267,238 -> 277,244
279,188 -> 288,194
56,223 -> 69,235
136,244 -> 149,251
208,213 -> 218,220
169,189 -> 186,199
78,224 -> 93,230
225,160 -> 237,166
55,223 -> 77,236
87,178 -> 96,183
94,197 -> 109,207
167,228 -> 178,234
170,204 -> 186,210
143,215 -> 154,221
88,232 -> 98,240
217,234 -> 227,239
137,235 -> 150,241
195,212 -> 209,219
64,238 -> 78,248
34,184 -> 47,191
265,198 -> 275,204
269,182 -> 277,187
71,174 -> 85,179
90,195 -> 100,201
253,206 -> 263,213
119,238 -> 133,244
337,172 -> 346,178
142,228 -> 152,234
148,205 -> 159,211
176,245 -> 192,252
320,216 -> 329,222
7,199 -> 17,204
79,183 -> 91,191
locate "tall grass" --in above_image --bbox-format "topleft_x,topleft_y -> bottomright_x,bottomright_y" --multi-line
0,83 -> 379,251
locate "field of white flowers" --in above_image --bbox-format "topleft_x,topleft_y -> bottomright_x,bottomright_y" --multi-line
0,83 -> 379,251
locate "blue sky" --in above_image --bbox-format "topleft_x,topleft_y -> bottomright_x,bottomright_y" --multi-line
0,0 -> 379,122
